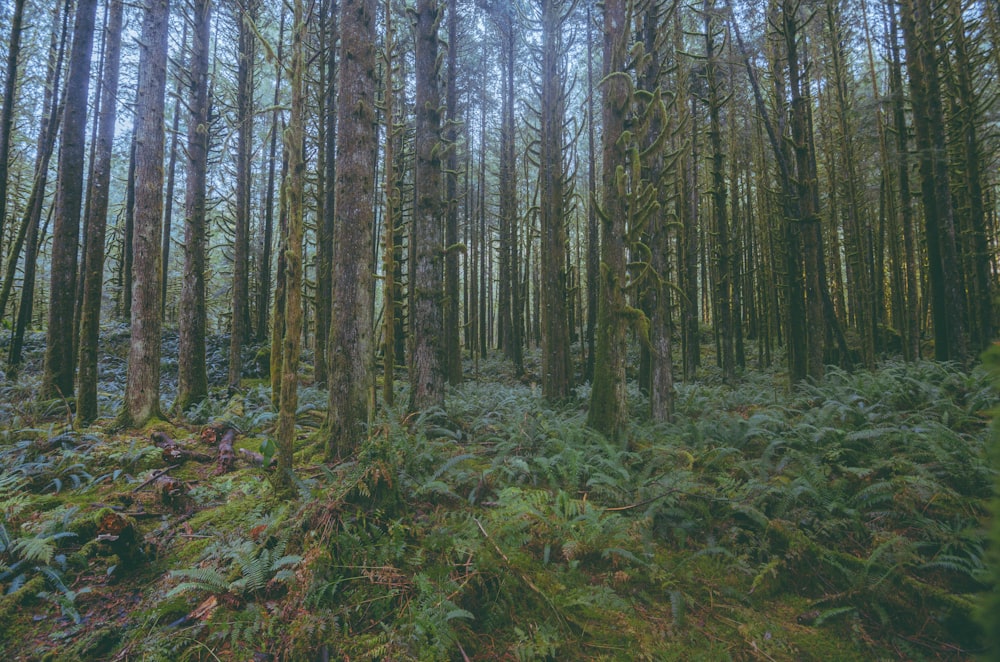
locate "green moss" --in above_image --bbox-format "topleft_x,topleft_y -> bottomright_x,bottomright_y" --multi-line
0,574 -> 45,625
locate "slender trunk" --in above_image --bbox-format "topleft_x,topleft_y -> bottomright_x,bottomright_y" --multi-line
539,0 -> 571,400
584,3 -> 599,381
122,0 -> 171,427
382,0 -> 397,406
410,0 -> 445,411
257,14 -> 286,342
0,0 -> 26,265
175,0 -> 212,413
42,0 -> 99,400
76,0 -> 124,424
899,0 -> 967,362
230,0 -> 257,390
587,0 -> 629,442
443,0 -> 462,385
275,0 -> 307,496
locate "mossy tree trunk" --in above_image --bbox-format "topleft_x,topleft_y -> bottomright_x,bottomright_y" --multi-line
0,0 -> 25,267
5,0 -> 66,374
122,0 -> 170,428
314,2 -> 337,388
538,0 -> 572,401
42,0 -> 98,401
77,0 -> 124,425
230,0 -> 257,391
327,0 -> 377,458
275,0 -> 307,496
409,0 -> 445,412
587,0 -> 630,443
704,0 -> 734,383
443,0 -> 462,387
175,0 -> 212,414
381,0 -> 398,407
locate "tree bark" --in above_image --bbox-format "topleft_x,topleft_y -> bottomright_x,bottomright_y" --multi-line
42,0 -> 99,400
538,0 -> 572,400
76,0 -> 124,425
443,0 -> 462,387
327,0 -> 377,458
229,0 -> 257,390
175,0 -> 212,414
409,0 -> 445,412
0,0 -> 25,266
121,0 -> 171,428
899,0 -> 967,363
587,0 -> 629,442
275,0 -> 307,496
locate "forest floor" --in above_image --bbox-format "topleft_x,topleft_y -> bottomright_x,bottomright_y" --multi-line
0,328 -> 996,661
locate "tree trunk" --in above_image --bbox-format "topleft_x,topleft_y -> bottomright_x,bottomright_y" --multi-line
76,0 -> 124,425
705,0 -> 734,383
0,0 -> 66,345
229,0 -> 257,390
587,0 -> 629,442
538,0 -> 572,400
42,0 -> 99,400
314,4 -> 336,387
409,0 -> 445,412
121,0 -> 170,428
275,0 -> 307,496
161,22 -> 186,318
899,0 -> 967,363
257,13 -> 285,342
327,0 -> 377,457
584,3 -> 599,381
886,1 -> 920,361
175,0 -> 212,414
381,0 -> 397,406
0,0 -> 26,265
443,0 -> 462,386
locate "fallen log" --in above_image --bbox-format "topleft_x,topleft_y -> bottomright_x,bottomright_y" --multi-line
151,431 -> 212,464
201,424 -> 239,475
238,447 -> 273,469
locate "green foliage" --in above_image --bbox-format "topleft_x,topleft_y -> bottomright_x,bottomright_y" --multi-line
0,336 -> 994,660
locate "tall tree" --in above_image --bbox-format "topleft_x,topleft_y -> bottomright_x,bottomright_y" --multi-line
327,0 -> 377,458
121,0 -> 171,427
275,0 -> 307,496
229,0 -> 258,391
256,12 -> 286,342
381,0 -> 398,406
175,0 -> 212,413
899,0 -> 967,363
314,3 -> 336,387
0,0 -> 25,263
77,0 -> 124,425
42,0 -> 99,400
587,0 -> 630,442
704,0 -> 735,382
584,2 -> 599,380
493,3 -> 523,374
2,0 -> 68,370
410,0 -> 445,411
943,0 -> 992,351
886,0 -> 919,361
537,0 -> 572,400
443,0 -> 462,386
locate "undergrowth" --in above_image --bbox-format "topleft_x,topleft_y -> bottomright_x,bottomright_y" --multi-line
0,336 -> 995,660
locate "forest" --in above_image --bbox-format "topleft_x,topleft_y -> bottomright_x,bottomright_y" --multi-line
0,0 -> 999,658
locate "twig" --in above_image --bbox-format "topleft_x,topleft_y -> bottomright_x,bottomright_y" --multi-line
132,465 -> 179,493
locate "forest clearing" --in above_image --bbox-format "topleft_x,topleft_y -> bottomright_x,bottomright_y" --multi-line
0,0 -> 999,658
